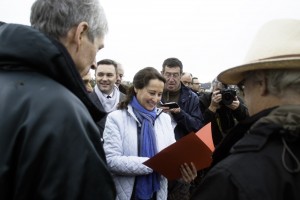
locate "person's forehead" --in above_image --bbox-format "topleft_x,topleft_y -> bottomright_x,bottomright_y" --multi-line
193,79 -> 200,83
181,76 -> 192,81
117,68 -> 124,74
96,64 -> 116,73
164,66 -> 181,73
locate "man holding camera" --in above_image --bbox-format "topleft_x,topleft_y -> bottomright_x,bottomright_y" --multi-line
199,78 -> 249,147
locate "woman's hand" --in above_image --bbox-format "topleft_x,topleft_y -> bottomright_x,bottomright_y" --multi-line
180,162 -> 197,183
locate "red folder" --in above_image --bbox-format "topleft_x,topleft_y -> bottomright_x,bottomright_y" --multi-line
143,123 -> 214,180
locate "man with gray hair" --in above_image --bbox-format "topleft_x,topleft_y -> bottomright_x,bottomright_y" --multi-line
0,0 -> 116,199
191,19 -> 300,200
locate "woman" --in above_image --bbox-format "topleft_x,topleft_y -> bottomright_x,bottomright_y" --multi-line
103,67 -> 196,200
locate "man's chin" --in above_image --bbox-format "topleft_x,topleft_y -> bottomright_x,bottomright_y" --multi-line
167,86 -> 178,92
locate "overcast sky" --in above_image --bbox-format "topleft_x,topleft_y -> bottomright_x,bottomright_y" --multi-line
1,0 -> 300,82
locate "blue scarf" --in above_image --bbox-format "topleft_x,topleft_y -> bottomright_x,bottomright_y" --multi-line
131,96 -> 160,199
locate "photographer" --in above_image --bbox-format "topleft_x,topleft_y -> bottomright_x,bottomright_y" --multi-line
199,78 -> 249,147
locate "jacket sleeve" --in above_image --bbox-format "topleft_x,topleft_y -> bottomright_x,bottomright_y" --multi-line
103,112 -> 153,176
173,92 -> 204,133
199,93 -> 216,125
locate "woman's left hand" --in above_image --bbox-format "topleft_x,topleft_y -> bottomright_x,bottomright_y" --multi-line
180,162 -> 197,183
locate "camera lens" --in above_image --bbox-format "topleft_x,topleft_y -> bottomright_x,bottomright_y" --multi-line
220,89 -> 236,105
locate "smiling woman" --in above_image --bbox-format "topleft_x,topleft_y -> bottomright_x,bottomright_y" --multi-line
102,66 -> 197,199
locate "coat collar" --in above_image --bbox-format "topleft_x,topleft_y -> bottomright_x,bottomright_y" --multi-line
0,23 -> 105,121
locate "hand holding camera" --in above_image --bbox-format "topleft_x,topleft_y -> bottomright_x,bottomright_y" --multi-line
220,88 -> 236,105
209,88 -> 239,112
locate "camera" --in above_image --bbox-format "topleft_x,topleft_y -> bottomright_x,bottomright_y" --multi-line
220,88 -> 236,105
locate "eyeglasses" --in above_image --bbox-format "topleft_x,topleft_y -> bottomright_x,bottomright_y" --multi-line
164,72 -> 180,79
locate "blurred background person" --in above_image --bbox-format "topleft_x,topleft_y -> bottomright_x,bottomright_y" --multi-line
115,61 -> 124,87
191,77 -> 202,96
116,61 -> 129,94
180,72 -> 193,88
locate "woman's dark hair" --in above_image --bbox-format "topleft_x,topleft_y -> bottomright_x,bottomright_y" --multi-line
118,67 -> 166,109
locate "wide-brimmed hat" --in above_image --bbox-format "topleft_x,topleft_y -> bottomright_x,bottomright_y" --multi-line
218,19 -> 300,85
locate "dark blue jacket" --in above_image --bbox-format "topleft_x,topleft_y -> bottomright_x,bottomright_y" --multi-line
172,84 -> 204,140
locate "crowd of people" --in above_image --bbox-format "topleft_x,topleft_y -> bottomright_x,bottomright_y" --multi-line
0,0 -> 299,199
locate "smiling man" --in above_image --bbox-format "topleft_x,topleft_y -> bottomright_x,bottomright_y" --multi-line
89,59 -> 126,137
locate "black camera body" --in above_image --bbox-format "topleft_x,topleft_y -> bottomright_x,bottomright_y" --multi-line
220,88 -> 236,105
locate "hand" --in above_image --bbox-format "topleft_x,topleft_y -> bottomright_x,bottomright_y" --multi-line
170,107 -> 180,114
209,90 -> 221,112
180,162 -> 197,183
160,106 -> 181,114
226,96 -> 240,110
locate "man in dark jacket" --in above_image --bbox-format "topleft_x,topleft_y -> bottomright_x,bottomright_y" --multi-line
161,57 -> 204,140
0,0 -> 116,199
160,57 -> 204,200
191,19 -> 300,200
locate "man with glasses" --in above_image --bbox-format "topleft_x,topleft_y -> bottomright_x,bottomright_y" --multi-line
191,77 -> 202,95
191,19 -> 300,200
160,57 -> 204,200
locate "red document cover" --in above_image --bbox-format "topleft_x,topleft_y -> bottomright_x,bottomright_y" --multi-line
143,123 -> 214,180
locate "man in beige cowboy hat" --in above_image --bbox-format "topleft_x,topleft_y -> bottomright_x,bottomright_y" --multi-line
191,19 -> 300,200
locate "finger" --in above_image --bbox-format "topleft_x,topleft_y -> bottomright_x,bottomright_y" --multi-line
180,165 -> 189,182
184,163 -> 193,175
190,162 -> 197,177
183,163 -> 194,182
182,164 -> 194,182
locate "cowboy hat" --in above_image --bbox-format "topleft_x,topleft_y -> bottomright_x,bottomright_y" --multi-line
218,19 -> 300,85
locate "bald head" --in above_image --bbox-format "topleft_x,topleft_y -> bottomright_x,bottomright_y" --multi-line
181,72 -> 193,88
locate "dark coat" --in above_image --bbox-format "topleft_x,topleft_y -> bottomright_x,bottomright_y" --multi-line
0,23 -> 116,199
172,84 -> 204,140
199,92 -> 249,146
191,106 -> 300,200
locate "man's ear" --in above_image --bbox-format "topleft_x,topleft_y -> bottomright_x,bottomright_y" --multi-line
74,22 -> 89,50
257,72 -> 268,96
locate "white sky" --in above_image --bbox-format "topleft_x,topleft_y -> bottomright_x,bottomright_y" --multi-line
1,0 -> 300,82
